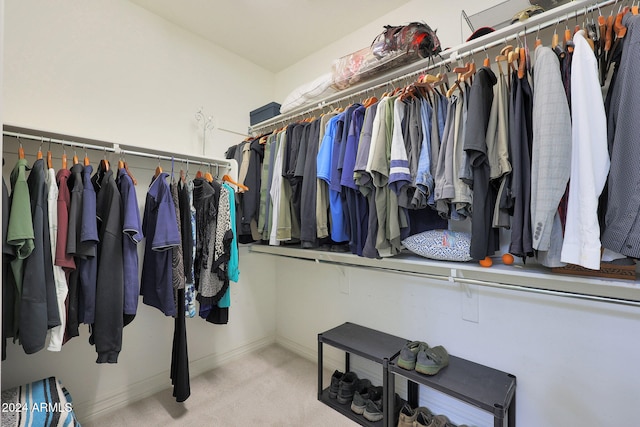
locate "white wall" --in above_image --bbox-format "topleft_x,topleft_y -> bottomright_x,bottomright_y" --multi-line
274,257 -> 640,427
3,0 -> 275,160
1,0 -> 277,421
274,0 -> 504,103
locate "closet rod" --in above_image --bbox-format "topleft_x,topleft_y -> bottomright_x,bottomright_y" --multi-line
116,144 -> 231,170
258,251 -> 640,308
249,0 -> 618,134
2,125 -> 231,170
3,129 -> 115,154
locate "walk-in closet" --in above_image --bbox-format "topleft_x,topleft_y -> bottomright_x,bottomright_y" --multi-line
2,1 -> 639,426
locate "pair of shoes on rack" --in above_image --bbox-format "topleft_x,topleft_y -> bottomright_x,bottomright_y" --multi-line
397,403 -> 462,427
398,341 -> 450,376
351,384 -> 384,421
397,403 -> 433,427
329,371 -> 363,404
350,380 -> 378,414
361,391 -> 402,423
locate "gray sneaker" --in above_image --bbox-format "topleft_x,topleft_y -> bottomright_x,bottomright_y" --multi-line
362,387 -> 384,422
328,370 -> 343,399
349,378 -> 373,414
432,414 -> 456,427
415,345 -> 450,376
336,371 -> 359,404
397,341 -> 428,370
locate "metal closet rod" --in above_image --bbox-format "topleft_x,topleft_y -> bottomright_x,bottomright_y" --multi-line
280,255 -> 640,308
2,125 -> 231,170
249,0 -> 620,134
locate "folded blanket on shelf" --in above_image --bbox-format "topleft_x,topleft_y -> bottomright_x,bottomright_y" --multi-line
1,377 -> 80,427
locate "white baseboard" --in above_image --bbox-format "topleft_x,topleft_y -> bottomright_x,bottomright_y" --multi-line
76,334 -> 276,422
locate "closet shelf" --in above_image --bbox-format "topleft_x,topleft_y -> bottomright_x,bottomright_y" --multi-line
248,244 -> 640,306
249,0 -> 619,134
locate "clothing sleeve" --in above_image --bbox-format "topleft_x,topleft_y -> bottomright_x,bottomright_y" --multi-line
388,99 -> 412,194
317,120 -> 334,182
7,165 -> 34,259
122,180 -> 143,243
153,197 -> 181,251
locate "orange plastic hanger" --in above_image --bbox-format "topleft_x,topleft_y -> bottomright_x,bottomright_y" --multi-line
37,144 -> 43,160
517,47 -> 527,79
84,149 -> 90,166
204,172 -> 214,183
47,150 -> 53,169
633,2 -> 639,15
18,143 -> 25,160
154,159 -> 162,179
222,174 -> 249,192
72,150 -> 79,165
124,161 -> 137,185
195,170 -> 203,179
62,152 -> 68,170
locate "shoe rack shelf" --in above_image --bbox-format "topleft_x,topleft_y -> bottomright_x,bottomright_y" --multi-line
318,322 -> 517,427
318,322 -> 408,427
388,354 -> 517,427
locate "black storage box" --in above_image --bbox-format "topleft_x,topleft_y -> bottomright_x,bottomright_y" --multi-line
250,102 -> 281,125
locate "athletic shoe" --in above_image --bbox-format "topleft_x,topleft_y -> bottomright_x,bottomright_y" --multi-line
414,410 -> 435,427
432,414 -> 456,427
362,386 -> 384,422
328,370 -> 343,399
415,345 -> 450,376
350,378 -> 373,414
397,404 -> 433,427
336,371 -> 359,404
397,341 -> 428,370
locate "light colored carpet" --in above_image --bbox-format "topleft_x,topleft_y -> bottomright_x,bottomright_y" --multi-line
83,344 -> 359,427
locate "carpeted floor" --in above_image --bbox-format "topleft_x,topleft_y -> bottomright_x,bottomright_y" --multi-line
83,344 -> 359,427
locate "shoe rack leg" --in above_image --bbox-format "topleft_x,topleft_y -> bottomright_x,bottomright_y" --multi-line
317,335 -> 323,399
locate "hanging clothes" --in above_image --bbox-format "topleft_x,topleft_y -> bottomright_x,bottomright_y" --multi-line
602,14 -> 640,258
45,165 -> 68,352
463,66 -> 499,261
140,172 -> 181,317
117,168 -> 143,327
64,162 -> 85,341
170,177 -> 189,402
530,45 -> 572,268
354,102 -> 379,259
21,158 -> 60,354
300,119 -> 322,249
54,167 -> 75,345
560,30 -> 611,269
2,177 -> 12,361
507,69 -> 534,260
90,164 -> 124,364
178,179 -> 195,318
77,164 -> 99,326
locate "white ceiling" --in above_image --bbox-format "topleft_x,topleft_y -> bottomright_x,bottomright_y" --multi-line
130,0 -> 411,73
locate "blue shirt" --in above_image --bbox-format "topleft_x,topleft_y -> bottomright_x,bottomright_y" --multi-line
117,168 -> 143,317
415,97 -> 435,206
317,113 -> 349,242
141,172 -> 181,316
341,106 -> 366,190
78,164 -> 99,325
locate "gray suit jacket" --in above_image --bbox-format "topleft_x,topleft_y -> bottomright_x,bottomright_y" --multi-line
530,45 -> 572,256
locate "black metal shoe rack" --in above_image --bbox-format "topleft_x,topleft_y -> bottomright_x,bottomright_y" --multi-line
317,322 -> 517,427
